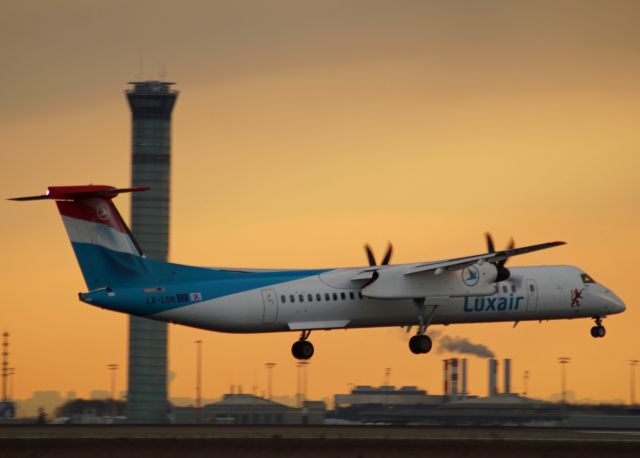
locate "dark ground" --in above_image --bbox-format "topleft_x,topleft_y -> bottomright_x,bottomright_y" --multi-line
0,425 -> 639,457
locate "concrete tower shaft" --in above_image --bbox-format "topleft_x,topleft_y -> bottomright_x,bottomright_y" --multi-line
125,80 -> 178,424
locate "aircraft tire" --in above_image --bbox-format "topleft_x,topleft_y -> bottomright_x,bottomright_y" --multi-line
291,341 -> 303,359
299,341 -> 314,359
292,340 -> 314,360
590,325 -> 606,338
409,335 -> 432,354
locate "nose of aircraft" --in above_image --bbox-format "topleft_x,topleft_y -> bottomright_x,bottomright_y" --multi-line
604,289 -> 626,314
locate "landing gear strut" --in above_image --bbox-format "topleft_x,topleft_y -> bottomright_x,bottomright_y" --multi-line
292,330 -> 314,360
408,300 -> 437,355
590,317 -> 606,338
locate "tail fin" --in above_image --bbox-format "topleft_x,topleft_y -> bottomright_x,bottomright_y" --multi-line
10,185 -> 152,290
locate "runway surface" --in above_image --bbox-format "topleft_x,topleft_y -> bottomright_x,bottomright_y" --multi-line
0,425 -> 639,457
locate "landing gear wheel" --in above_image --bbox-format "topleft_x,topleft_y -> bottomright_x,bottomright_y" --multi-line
409,335 -> 432,354
292,340 -> 314,360
590,325 -> 606,338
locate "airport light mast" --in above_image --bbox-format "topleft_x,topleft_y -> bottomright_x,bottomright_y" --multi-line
265,363 -> 276,400
629,360 -> 639,406
195,340 -> 203,409
558,357 -> 571,404
2,332 -> 8,402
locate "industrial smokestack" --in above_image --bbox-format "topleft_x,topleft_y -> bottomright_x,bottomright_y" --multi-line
504,359 -> 511,394
451,358 -> 459,400
488,358 -> 499,397
461,359 -> 468,399
443,359 -> 449,400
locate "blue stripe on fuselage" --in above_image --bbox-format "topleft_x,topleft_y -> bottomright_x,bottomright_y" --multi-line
72,242 -> 330,315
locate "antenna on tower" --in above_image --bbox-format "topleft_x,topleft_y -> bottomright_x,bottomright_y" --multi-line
158,63 -> 168,80
137,50 -> 145,80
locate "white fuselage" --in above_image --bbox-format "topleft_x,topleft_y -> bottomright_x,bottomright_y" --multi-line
154,265 -> 625,334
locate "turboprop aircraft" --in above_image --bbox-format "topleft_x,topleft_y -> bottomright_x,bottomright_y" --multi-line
11,185 -> 626,360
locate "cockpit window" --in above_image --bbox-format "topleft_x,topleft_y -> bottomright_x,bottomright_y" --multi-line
581,273 -> 596,284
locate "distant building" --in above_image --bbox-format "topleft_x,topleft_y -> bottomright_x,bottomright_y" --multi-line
173,394 -> 325,425
332,385 -> 576,426
335,386 -> 442,409
0,401 -> 16,418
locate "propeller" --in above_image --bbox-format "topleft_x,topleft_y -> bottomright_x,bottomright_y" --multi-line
485,232 -> 515,282
361,242 -> 393,288
364,242 -> 393,266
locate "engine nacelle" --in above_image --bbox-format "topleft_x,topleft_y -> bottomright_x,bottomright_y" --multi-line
361,261 -> 499,299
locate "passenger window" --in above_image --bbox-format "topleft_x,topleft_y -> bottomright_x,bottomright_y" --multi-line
340,292 -> 346,300
308,293 -> 313,302
281,295 -> 286,303
290,294 -> 295,303
316,293 -> 321,301
299,294 -> 304,302
332,292 -> 338,301
502,286 -> 507,294
349,292 -> 355,300
358,291 -> 364,299
511,285 -> 516,293
529,284 -> 535,292
325,293 -> 330,301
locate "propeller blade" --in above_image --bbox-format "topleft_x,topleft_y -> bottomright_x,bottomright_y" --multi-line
485,232 -> 495,254
381,242 -> 393,266
498,238 -> 516,268
364,244 -> 377,267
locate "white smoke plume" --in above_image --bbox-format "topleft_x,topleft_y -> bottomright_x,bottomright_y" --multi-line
437,335 -> 495,358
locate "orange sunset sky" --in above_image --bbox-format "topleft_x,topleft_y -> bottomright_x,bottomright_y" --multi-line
1,1 -> 639,405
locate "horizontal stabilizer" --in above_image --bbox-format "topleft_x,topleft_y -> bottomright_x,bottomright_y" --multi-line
9,185 -> 149,201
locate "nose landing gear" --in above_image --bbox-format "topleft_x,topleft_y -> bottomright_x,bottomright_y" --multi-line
590,317 -> 606,338
292,330 -> 314,360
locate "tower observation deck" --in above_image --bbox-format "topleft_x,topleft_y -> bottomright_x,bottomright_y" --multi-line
125,80 -> 178,423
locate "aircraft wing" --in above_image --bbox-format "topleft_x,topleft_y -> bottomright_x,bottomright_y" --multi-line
405,241 -> 565,276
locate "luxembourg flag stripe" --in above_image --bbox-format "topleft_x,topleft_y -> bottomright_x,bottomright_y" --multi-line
61,215 -> 140,256
56,199 -> 128,233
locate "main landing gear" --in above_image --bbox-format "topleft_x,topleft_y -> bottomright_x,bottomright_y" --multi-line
409,334 -> 432,354
409,300 -> 437,355
590,317 -> 606,338
292,330 -> 314,360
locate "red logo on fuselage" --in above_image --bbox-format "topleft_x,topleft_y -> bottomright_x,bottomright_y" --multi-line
571,289 -> 583,307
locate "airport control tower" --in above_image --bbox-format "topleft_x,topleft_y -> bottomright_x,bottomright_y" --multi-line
125,81 -> 178,423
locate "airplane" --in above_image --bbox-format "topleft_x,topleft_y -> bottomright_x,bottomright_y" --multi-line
11,185 -> 626,360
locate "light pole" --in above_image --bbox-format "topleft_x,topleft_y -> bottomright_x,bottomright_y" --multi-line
296,362 -> 309,408
195,340 -> 202,408
265,363 -> 276,400
107,364 -> 119,400
8,368 -> 15,400
523,370 -> 530,397
2,332 -> 8,402
107,363 -> 119,417
558,357 -> 571,404
629,360 -> 639,406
